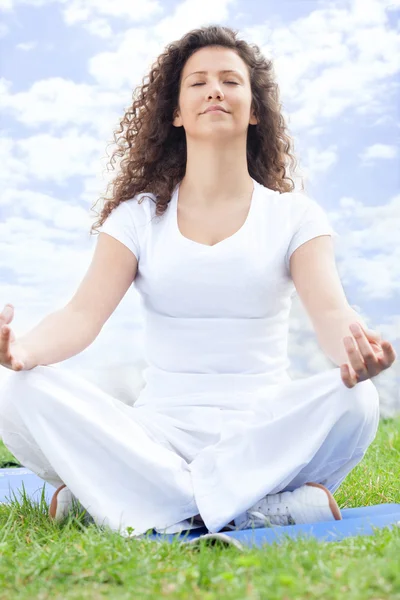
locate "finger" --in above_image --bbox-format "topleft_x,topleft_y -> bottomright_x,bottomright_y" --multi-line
348,324 -> 380,376
1,330 -> 8,355
1,325 -> 12,349
377,341 -> 397,369
340,363 -> 357,388
11,359 -> 24,371
361,325 -> 381,340
343,336 -> 369,380
1,324 -> 10,339
0,304 -> 14,325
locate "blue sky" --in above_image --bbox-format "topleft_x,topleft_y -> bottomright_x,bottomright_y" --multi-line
0,0 -> 399,413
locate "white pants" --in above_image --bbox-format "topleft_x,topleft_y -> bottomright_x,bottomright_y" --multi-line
0,364 -> 380,536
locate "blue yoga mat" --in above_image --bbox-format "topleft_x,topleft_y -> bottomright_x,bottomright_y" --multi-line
1,467 -> 399,547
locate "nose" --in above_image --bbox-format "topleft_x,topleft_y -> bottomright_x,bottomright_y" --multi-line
207,85 -> 224,101
209,92 -> 223,100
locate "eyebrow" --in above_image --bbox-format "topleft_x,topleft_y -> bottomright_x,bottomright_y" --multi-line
184,69 -> 244,81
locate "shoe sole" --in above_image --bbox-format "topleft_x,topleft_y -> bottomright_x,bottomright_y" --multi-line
186,532 -> 244,551
306,482 -> 342,520
49,483 -> 67,520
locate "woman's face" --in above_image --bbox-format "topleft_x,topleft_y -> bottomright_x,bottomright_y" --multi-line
173,46 -> 257,140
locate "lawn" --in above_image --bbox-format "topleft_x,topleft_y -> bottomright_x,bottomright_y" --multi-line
0,417 -> 399,600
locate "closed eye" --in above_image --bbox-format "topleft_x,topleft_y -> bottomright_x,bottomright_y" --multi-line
191,82 -> 239,86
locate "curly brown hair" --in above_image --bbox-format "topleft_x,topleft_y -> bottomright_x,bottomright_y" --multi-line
89,24 -> 302,235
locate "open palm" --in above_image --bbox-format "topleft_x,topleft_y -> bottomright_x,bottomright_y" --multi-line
0,304 -> 32,371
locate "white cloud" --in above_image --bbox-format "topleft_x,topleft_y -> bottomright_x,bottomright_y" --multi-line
16,40 -> 37,50
0,77 -> 125,136
332,193 -> 400,299
0,137 -> 29,188
152,0 -> 234,44
63,0 -> 163,26
1,188 -> 90,230
14,129 -> 104,184
250,0 -> 400,131
88,28 -> 163,89
0,0 -> 13,10
82,17 -> 113,38
359,143 -> 398,162
302,145 -> 339,182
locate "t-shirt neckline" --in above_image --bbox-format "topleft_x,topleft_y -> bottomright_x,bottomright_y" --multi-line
172,177 -> 258,250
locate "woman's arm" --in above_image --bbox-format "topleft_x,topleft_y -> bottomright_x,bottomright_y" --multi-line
17,305 -> 103,368
10,232 -> 139,368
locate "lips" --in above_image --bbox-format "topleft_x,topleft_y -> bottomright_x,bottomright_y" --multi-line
204,106 -> 227,113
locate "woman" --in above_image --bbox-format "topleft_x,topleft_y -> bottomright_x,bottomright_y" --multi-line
0,25 -> 396,538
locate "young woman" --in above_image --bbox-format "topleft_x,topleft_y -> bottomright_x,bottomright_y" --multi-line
0,25 -> 396,538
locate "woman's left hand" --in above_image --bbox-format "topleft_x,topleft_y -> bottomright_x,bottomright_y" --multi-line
341,323 -> 397,388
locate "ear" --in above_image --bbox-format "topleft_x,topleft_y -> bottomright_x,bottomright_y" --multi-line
249,105 -> 258,126
249,112 -> 258,125
172,108 -> 182,128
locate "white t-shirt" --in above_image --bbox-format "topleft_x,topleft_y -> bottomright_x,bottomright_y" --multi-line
97,177 -> 337,403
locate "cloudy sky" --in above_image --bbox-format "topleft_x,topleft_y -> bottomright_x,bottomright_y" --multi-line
0,0 -> 399,413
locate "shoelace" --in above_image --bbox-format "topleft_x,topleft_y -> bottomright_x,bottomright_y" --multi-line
223,511 -> 274,531
253,498 -> 296,526
224,503 -> 296,531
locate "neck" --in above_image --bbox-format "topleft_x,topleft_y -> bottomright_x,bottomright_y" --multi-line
179,139 -> 253,207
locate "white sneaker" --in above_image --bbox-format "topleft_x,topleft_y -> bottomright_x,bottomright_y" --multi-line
49,484 -> 94,524
226,482 -> 342,531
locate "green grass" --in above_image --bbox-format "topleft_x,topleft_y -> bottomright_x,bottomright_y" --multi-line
0,417 -> 399,600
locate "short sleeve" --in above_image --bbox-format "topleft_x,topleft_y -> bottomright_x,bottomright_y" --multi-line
97,200 -> 140,261
285,194 -> 338,274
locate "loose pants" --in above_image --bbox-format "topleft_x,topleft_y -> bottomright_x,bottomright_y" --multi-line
0,365 -> 380,536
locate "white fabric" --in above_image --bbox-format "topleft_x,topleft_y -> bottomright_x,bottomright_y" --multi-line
0,366 -> 379,536
0,178 -> 379,537
97,178 -> 339,398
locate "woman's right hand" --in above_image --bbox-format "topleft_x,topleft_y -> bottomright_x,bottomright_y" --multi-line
0,304 -> 33,371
